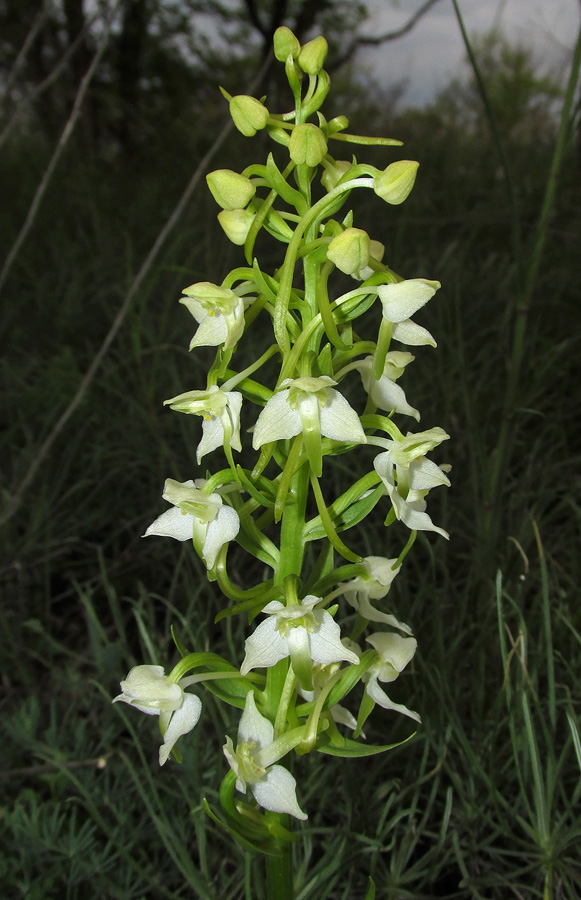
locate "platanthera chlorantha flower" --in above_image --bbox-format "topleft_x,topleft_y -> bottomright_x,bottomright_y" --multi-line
206,169 -> 256,210
223,691 -> 307,819
364,633 -> 420,722
355,352 -> 419,420
289,123 -> 328,167
113,665 -> 202,766
327,227 -> 371,276
252,376 -> 365,476
180,282 -> 245,350
164,386 -> 242,464
373,428 -> 450,538
144,478 -> 240,569
228,94 -> 269,136
373,160 -> 419,205
217,208 -> 256,246
240,595 -> 359,690
331,556 -> 412,633
378,279 -> 440,347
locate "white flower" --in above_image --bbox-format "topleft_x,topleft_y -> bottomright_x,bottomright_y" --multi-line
355,353 -> 419,420
374,428 -> 450,538
223,691 -> 307,819
180,282 -> 245,350
113,665 -> 202,766
378,279 -> 440,347
144,478 -> 240,569
164,386 -> 242,463
241,595 -> 359,678
335,556 -> 412,633
364,633 -> 420,722
252,376 -> 365,452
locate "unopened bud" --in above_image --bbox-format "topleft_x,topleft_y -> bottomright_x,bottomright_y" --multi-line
289,123 -> 327,167
321,159 -> 352,192
374,160 -> 419,205
274,26 -> 301,61
327,228 -> 371,276
298,36 -> 328,75
206,169 -> 255,210
229,95 -> 269,137
217,208 -> 255,245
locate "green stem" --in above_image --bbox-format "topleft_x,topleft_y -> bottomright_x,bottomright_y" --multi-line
265,827 -> 293,900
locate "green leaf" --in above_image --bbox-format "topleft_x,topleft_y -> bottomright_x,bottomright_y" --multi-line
170,625 -> 189,658
304,485 -> 384,542
316,731 -> 415,757
363,877 -> 376,900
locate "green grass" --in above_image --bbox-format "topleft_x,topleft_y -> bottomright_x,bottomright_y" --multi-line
2,29 -> 581,900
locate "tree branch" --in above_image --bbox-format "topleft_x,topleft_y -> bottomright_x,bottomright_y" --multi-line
330,0 -> 444,70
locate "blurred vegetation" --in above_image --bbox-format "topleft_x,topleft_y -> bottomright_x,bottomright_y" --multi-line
1,2 -> 581,898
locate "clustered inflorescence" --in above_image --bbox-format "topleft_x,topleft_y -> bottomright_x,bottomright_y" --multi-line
113,26 -> 450,847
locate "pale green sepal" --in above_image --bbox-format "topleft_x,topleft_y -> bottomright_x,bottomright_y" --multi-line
289,123 -> 327,166
378,279 -> 440,323
298,36 -> 328,74
206,169 -> 255,210
273,26 -> 300,61
374,160 -> 419,204
229,94 -> 269,136
218,208 -> 256,245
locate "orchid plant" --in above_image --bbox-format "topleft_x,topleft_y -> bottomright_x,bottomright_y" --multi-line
113,26 -> 450,899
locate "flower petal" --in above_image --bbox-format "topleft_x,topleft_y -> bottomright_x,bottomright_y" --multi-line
251,764 -> 308,819
202,504 -> 240,568
319,390 -> 366,443
309,611 -> 360,666
238,691 -> 274,748
392,319 -> 436,347
241,618 -> 289,675
366,675 -> 421,722
144,507 -> 194,542
159,693 -> 202,765
252,390 -> 301,448
378,279 -> 439,323
409,457 -> 451,491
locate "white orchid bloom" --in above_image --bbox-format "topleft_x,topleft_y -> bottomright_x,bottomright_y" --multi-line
144,478 -> 240,569
223,691 -> 307,819
252,376 -> 365,474
378,279 -> 439,347
364,633 -> 420,723
355,352 -> 419,420
113,664 -> 202,766
240,595 -> 359,686
373,428 -> 450,538
333,556 -> 412,633
164,385 -> 242,463
180,282 -> 245,350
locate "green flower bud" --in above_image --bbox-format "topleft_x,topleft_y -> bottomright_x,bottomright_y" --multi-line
327,227 -> 371,276
217,208 -> 255,245
229,95 -> 269,136
289,123 -> 327,167
374,160 -> 419,205
298,36 -> 328,75
273,26 -> 301,61
206,169 -> 256,210
321,159 -> 352,192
